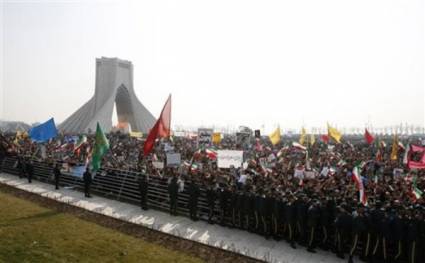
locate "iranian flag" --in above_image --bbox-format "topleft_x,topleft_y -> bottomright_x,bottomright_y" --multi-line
352,165 -> 368,206
411,187 -> 423,201
205,148 -> 217,160
74,135 -> 87,150
410,176 -> 423,201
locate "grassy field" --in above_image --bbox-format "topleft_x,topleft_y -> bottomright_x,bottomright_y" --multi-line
0,190 -> 203,263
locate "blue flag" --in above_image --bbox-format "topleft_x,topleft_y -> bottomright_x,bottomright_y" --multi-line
29,118 -> 58,143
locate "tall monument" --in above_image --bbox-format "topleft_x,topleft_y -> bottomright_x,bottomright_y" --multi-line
59,57 -> 156,133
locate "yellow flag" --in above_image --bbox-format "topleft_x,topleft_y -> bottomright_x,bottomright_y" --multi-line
309,134 -> 315,146
269,127 -> 281,145
299,127 -> 307,145
212,132 -> 222,144
327,123 -> 342,143
129,131 -> 143,138
391,134 -> 398,160
14,131 -> 25,145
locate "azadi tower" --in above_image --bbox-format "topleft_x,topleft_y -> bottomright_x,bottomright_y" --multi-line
59,57 -> 156,134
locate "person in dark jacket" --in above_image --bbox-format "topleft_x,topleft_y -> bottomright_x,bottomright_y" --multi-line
254,189 -> 262,233
362,208 -> 372,261
26,160 -> 33,183
206,183 -> 217,224
168,175 -> 179,216
319,197 -> 333,251
306,200 -> 320,253
230,186 -> 238,227
17,156 -> 25,179
53,163 -> 61,190
370,203 -> 385,261
83,167 -> 92,197
391,209 -> 405,262
295,195 -> 308,245
243,188 -> 255,230
272,193 -> 283,240
218,184 -> 230,225
139,175 -> 149,210
348,205 -> 367,263
284,194 -> 297,249
263,191 -> 274,239
188,180 -> 200,220
406,210 -> 420,263
335,205 -> 352,259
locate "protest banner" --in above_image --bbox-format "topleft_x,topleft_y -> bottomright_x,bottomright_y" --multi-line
255,130 -> 261,138
217,150 -> 243,168
198,128 -> 213,147
129,131 -> 143,138
152,161 -> 164,169
166,153 -> 181,167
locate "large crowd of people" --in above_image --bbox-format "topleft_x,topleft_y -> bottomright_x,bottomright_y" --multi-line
1,130 -> 425,263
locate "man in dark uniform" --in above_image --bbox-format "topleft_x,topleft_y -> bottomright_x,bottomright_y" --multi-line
335,205 -> 352,259
348,205 -> 367,263
371,204 -> 387,262
295,194 -> 308,245
242,187 -> 254,231
370,201 -> 384,261
53,163 -> 61,190
17,156 -> 25,179
284,194 -> 297,249
406,209 -> 419,263
230,185 -> 239,227
83,167 -> 92,197
319,195 -> 334,251
188,179 -> 200,220
272,192 -> 283,240
218,184 -> 230,226
168,175 -> 179,216
206,183 -> 217,224
258,189 -> 268,236
26,159 -> 33,183
138,175 -> 149,210
263,190 -> 274,239
306,199 -> 320,253
392,207 -> 405,263
362,206 -> 373,261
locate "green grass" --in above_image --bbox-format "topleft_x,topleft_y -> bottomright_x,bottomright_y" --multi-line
0,191 -> 203,263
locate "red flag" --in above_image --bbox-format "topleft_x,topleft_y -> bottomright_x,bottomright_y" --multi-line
364,129 -> 374,145
143,95 -> 172,156
320,134 -> 329,144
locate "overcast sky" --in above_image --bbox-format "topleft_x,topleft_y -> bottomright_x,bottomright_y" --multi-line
1,0 -> 424,132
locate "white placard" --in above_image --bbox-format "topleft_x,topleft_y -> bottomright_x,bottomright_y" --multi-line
197,128 -> 213,147
152,161 -> 164,169
217,150 -> 243,168
166,153 -> 181,167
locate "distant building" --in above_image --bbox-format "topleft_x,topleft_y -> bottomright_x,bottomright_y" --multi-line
58,57 -> 155,134
0,120 -> 31,133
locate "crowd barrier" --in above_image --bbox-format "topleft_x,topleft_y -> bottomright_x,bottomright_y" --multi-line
0,156 -> 219,221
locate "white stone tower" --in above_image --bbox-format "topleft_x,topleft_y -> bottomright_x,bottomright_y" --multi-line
58,57 -> 156,134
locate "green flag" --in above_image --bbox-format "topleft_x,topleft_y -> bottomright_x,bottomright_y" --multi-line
91,123 -> 109,172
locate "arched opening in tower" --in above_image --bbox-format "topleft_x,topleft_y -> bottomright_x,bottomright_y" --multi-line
112,84 -> 135,133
